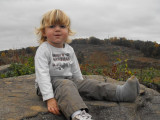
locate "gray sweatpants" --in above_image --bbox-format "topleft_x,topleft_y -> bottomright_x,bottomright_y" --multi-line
50,77 -> 117,120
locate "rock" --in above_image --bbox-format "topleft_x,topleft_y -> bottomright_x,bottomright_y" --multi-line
0,74 -> 160,120
0,64 -> 10,74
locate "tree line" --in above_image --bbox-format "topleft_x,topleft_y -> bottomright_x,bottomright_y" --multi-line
0,36 -> 160,66
71,36 -> 160,59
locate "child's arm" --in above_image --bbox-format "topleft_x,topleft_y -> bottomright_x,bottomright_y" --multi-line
35,46 -> 54,101
71,50 -> 84,80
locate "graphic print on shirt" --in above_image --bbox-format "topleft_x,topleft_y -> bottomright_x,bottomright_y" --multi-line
51,53 -> 73,71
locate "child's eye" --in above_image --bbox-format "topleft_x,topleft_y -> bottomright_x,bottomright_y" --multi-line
60,25 -> 66,28
49,25 -> 55,28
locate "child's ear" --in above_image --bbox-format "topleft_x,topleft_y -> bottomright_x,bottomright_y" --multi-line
42,29 -> 46,37
42,33 -> 46,37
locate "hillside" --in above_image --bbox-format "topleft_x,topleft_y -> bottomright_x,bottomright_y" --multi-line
71,43 -> 160,69
1,43 -> 160,67
72,44 -> 143,63
0,40 -> 160,92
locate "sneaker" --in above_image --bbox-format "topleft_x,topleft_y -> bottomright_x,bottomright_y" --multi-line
72,110 -> 93,120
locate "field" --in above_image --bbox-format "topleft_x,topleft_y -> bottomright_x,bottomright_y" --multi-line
71,43 -> 160,92
0,42 -> 160,92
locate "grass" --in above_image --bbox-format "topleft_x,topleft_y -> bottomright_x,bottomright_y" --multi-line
131,67 -> 160,84
1,54 -> 160,86
80,60 -> 160,86
0,44 -> 159,91
0,57 -> 35,78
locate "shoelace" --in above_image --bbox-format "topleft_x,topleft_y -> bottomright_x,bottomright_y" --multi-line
75,110 -> 93,120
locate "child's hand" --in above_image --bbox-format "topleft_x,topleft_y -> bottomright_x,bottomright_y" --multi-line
47,98 -> 61,115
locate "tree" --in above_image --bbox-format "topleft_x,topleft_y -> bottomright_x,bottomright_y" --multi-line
88,36 -> 103,45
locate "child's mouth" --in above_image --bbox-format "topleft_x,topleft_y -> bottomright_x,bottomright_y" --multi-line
55,34 -> 61,36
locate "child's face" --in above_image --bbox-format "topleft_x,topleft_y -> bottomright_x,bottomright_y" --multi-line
43,24 -> 69,48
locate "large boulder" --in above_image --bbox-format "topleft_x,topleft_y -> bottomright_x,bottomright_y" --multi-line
0,74 -> 159,120
0,64 -> 10,74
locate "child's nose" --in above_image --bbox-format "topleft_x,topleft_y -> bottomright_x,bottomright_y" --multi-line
55,26 -> 61,31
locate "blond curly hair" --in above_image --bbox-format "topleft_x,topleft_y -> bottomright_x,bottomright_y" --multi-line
35,9 -> 74,44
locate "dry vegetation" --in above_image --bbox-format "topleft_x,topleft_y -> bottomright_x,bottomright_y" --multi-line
0,38 -> 160,92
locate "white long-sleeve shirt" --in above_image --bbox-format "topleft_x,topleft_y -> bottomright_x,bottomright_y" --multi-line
35,41 -> 83,101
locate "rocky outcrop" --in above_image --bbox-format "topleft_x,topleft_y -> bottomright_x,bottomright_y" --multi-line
0,64 -> 10,74
0,74 -> 160,120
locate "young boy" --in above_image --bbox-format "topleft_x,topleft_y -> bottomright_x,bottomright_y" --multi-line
35,9 -> 140,120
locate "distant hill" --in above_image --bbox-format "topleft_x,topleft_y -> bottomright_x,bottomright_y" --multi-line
71,43 -> 160,69
0,38 -> 160,92
0,37 -> 160,68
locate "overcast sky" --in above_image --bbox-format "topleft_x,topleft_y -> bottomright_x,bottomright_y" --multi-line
0,0 -> 160,51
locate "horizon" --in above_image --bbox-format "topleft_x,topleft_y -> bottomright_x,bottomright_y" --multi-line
0,37 -> 159,52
